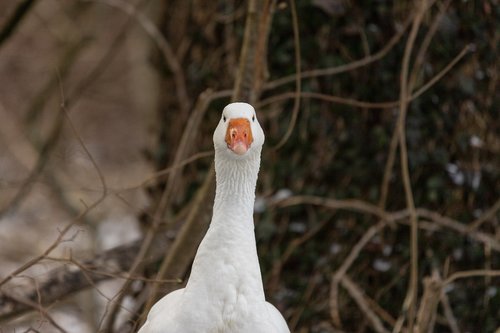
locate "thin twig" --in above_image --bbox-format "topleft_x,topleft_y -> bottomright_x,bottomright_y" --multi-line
2,292 -> 68,333
415,271 -> 441,333
341,275 -> 390,333
330,222 -> 387,327
468,197 -> 500,231
395,1 -> 428,330
443,269 -> 500,285
259,91 -> 399,109
413,208 -> 500,252
289,273 -> 320,331
440,289 -> 461,333
408,0 -> 452,91
274,195 -> 392,221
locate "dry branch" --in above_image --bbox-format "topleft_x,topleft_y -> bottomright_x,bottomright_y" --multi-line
232,0 -> 275,104
396,1 -> 428,329
415,271 -> 441,333
439,289 -> 461,333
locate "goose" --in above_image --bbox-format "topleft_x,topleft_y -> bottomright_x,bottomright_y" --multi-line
138,102 -> 290,333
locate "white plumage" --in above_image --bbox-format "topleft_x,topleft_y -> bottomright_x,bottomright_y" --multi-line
138,103 -> 289,333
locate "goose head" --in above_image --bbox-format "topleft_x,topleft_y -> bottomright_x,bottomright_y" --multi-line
213,102 -> 265,159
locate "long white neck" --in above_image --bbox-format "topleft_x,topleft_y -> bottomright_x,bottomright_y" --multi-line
185,146 -> 265,300
213,148 -> 260,224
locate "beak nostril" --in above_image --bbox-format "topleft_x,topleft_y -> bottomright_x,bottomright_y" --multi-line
226,119 -> 253,150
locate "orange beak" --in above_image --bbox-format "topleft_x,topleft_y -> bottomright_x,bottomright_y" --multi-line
225,118 -> 253,155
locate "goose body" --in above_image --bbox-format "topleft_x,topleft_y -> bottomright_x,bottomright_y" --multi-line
138,103 -> 289,333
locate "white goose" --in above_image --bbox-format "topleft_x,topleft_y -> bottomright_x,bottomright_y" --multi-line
138,102 -> 290,333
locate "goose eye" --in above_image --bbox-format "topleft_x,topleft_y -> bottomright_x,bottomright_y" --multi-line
223,116 -> 227,122
252,115 -> 255,122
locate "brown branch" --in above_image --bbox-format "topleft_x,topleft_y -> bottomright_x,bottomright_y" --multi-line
395,1 -> 428,330
408,0 -> 451,91
232,0 -> 275,104
379,0 -> 443,211
443,269 -> 500,285
259,91 -> 399,109
274,195 -> 392,221
467,197 -> 500,231
415,271 -> 441,333
378,123 -> 399,209
439,289 -> 461,333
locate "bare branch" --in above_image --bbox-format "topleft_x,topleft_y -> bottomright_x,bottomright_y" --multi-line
395,1 -> 428,330
415,271 -> 441,333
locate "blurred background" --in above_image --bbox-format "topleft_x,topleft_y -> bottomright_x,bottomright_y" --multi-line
0,0 -> 498,332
